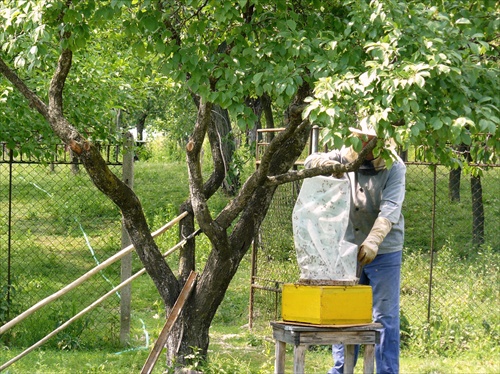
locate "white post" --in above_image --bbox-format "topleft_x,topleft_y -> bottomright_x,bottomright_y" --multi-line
120,132 -> 134,345
311,125 -> 320,154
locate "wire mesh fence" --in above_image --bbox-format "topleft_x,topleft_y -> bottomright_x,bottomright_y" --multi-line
249,161 -> 499,353
1,138 -> 498,356
0,145 -> 128,349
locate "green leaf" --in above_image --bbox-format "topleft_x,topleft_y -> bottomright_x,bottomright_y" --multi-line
478,119 -> 496,133
253,72 -> 263,86
237,117 -> 247,131
414,74 -> 425,88
133,41 -> 146,57
141,16 -> 160,32
286,20 -> 297,31
461,132 -> 471,145
468,42 -> 480,55
455,18 -> 471,25
410,125 -> 420,136
430,117 -> 443,130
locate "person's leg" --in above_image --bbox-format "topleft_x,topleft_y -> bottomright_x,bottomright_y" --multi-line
327,344 -> 345,374
328,251 -> 401,374
328,345 -> 360,374
363,251 -> 402,374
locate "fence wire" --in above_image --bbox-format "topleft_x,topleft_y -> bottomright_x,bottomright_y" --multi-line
250,162 -> 500,354
0,146 -> 126,349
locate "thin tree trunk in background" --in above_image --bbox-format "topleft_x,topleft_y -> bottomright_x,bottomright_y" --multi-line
399,148 -> 408,163
471,175 -> 485,246
449,167 -> 461,202
136,112 -> 147,142
459,143 -> 485,247
448,144 -> 468,202
262,93 -> 275,141
212,105 -> 237,195
246,97 -> 263,145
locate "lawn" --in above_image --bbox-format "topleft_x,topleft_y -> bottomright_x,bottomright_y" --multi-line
1,156 -> 499,373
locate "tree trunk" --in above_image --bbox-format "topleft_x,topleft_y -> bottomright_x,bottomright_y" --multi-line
70,149 -> 80,175
262,93 -> 275,141
471,174 -> 485,246
448,144 -> 468,202
1,49 -> 321,370
211,105 -> 238,196
449,167 -> 461,202
245,97 -> 263,145
460,143 -> 485,247
136,112 -> 147,142
166,88 -> 312,367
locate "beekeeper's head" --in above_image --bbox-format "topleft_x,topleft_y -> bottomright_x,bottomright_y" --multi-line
348,123 -> 377,143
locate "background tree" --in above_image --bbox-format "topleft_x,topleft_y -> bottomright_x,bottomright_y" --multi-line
1,0 -> 498,368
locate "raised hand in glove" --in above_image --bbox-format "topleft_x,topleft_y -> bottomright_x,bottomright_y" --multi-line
307,157 -> 344,178
358,217 -> 392,265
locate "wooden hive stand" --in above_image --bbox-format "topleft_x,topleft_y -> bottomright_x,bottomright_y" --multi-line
270,321 -> 383,374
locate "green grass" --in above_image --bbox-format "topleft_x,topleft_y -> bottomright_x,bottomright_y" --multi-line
1,158 -> 499,373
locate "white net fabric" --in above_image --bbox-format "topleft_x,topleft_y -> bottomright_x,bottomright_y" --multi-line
292,176 -> 358,280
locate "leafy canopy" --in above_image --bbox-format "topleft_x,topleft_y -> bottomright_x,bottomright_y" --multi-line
1,0 -> 499,166
304,1 -> 499,166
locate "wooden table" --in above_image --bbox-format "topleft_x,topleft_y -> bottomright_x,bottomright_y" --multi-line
270,321 -> 382,374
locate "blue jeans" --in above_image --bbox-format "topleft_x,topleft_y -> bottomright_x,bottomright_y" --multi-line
328,251 -> 402,374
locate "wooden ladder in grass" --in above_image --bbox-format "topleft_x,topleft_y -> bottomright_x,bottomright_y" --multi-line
141,271 -> 197,374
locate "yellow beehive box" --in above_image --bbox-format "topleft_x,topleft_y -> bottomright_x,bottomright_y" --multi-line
282,284 -> 372,325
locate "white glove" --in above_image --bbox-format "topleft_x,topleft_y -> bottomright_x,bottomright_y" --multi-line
306,156 -> 344,178
358,217 -> 392,265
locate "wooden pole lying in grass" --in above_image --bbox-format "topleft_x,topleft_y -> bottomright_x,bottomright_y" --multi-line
0,268 -> 146,371
0,233 -> 199,371
141,270 -> 197,374
0,211 -> 188,335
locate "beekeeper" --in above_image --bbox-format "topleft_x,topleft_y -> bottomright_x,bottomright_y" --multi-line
305,123 -> 406,374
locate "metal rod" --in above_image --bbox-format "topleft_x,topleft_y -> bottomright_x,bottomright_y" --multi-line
248,237 -> 258,329
7,149 -> 13,323
427,164 -> 437,323
250,284 -> 282,293
310,125 -> 319,154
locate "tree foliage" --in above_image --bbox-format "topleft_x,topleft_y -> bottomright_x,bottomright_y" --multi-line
2,1 -> 498,162
306,1 -> 499,167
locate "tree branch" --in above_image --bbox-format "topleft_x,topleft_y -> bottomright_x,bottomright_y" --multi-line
49,49 -> 72,116
216,83 -> 312,228
265,136 -> 378,186
215,122 -> 307,228
186,99 -> 225,243
0,57 -> 49,120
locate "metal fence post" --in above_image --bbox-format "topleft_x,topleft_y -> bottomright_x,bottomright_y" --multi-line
6,149 -> 13,324
426,165 -> 437,325
120,132 -> 134,345
310,125 -> 319,154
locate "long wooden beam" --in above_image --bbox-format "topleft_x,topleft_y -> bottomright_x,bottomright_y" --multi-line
0,211 -> 188,335
0,268 -> 146,371
0,231 -> 198,371
141,271 -> 197,374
